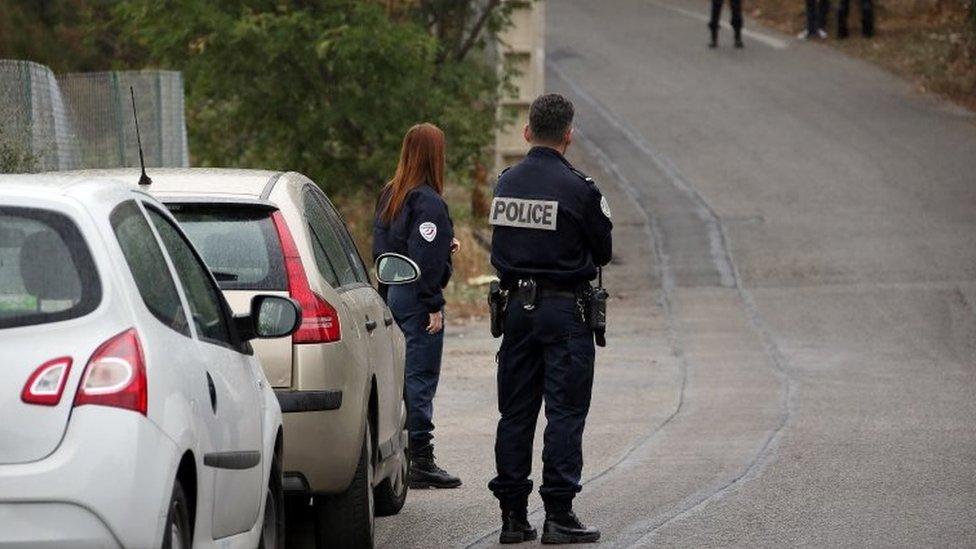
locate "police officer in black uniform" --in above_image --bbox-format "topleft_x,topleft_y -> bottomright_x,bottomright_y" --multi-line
488,94 -> 613,544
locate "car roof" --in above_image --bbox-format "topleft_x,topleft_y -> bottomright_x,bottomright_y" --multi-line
0,173 -> 139,205
56,168 -> 284,199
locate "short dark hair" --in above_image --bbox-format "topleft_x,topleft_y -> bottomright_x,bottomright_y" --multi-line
529,93 -> 574,144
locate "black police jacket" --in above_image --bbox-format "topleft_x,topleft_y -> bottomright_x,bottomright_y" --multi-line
490,146 -> 613,287
373,184 -> 454,313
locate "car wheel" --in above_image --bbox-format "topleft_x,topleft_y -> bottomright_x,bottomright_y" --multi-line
374,403 -> 408,517
314,420 -> 374,548
259,451 -> 285,549
162,479 -> 192,549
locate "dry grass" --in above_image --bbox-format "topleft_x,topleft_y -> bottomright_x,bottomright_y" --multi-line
334,184 -> 494,320
749,0 -> 976,110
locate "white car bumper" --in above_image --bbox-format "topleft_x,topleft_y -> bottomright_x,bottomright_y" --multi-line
0,406 -> 180,548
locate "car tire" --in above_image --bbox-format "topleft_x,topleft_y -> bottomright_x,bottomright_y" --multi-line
314,421 -> 374,549
259,450 -> 285,549
374,404 -> 408,517
162,479 -> 192,549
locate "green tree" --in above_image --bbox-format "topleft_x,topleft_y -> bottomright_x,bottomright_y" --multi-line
110,0 -> 514,194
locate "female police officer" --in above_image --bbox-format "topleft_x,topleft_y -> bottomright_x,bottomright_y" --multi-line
489,94 -> 612,544
373,123 -> 461,489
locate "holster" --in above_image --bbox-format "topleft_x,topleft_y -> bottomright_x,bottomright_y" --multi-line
488,280 -> 507,338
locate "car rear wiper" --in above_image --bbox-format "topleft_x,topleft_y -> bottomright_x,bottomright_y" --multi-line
211,271 -> 240,281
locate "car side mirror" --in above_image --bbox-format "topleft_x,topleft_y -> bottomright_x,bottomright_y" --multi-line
237,295 -> 302,341
374,253 -> 421,285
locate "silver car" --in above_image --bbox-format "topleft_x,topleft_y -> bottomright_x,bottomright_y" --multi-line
0,175 -> 299,548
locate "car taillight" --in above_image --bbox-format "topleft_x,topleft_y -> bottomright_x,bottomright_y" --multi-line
21,357 -> 73,406
271,210 -> 342,344
73,328 -> 147,415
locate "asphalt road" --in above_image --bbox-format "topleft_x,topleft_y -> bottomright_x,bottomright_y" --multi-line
375,1 -> 976,547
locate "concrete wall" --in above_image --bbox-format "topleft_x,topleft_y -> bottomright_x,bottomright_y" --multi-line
494,0 -> 546,173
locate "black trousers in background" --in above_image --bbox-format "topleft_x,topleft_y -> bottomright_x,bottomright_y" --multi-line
805,0 -> 830,33
709,0 -> 743,32
488,294 -> 595,513
837,0 -> 875,36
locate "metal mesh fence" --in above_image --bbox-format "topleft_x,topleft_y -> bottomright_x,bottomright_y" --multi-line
59,70 -> 189,169
0,60 -> 189,173
0,60 -> 81,172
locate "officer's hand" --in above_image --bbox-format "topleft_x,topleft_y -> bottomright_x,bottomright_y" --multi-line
451,238 -> 461,255
427,310 -> 444,334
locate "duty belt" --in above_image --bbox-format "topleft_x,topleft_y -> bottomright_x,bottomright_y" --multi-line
503,279 -> 587,298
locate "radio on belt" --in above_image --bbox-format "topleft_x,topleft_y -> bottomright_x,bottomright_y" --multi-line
589,268 -> 608,347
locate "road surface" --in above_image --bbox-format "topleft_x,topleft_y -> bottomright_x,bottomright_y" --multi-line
375,0 -> 976,546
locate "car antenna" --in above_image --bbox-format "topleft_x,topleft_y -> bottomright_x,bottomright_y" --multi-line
129,86 -> 152,186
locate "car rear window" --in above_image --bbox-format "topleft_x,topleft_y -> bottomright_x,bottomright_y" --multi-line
0,206 -> 101,329
168,205 -> 286,291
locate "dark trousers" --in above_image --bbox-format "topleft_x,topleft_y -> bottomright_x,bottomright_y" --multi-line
488,294 -> 595,513
806,0 -> 830,33
709,0 -> 743,32
837,0 -> 874,37
388,283 -> 444,449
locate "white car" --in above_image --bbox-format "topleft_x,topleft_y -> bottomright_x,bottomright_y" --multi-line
0,175 -> 300,548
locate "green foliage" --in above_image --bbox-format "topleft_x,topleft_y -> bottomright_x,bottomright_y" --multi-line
0,122 -> 38,174
0,1 -> 140,72
110,0 -> 510,194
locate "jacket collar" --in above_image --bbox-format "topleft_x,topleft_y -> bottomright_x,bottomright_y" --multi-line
527,145 -> 573,169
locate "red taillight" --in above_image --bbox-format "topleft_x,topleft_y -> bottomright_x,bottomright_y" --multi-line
271,210 -> 342,343
21,357 -> 73,406
73,328 -> 147,415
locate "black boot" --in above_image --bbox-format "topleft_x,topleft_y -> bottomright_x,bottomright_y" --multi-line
708,26 -> 718,48
734,30 -> 744,48
408,444 -> 461,489
499,509 -> 537,544
541,511 -> 600,544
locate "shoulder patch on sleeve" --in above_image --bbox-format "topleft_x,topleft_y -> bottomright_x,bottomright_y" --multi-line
419,221 -> 437,242
600,196 -> 612,219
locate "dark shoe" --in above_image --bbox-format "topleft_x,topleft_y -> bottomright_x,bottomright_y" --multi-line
734,32 -> 744,48
408,445 -> 462,489
708,27 -> 718,48
838,24 -> 850,39
500,510 -> 537,544
541,511 -> 600,544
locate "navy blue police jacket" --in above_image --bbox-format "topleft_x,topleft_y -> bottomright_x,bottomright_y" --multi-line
490,146 -> 613,287
373,184 -> 454,313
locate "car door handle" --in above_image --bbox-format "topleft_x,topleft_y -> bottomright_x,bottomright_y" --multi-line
365,318 -> 378,333
383,314 -> 394,327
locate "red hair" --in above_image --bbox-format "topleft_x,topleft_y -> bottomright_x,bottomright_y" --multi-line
380,123 -> 446,223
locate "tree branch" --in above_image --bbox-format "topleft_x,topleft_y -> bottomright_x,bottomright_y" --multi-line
453,0 -> 500,62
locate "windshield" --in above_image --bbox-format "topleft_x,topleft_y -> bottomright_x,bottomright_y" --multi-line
168,205 -> 286,291
0,206 -> 101,329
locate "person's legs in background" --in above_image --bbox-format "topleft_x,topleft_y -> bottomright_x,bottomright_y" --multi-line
861,0 -> 875,37
801,0 -> 817,38
708,0 -> 723,47
817,0 -> 832,37
837,0 -> 851,38
730,0 -> 744,47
